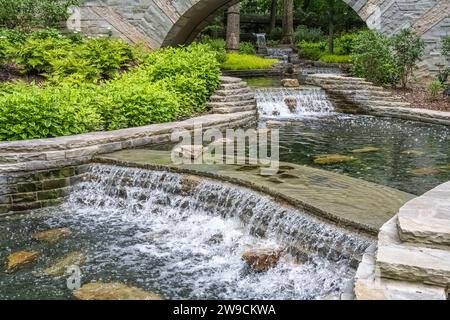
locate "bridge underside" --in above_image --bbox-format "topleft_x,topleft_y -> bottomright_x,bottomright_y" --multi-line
73,0 -> 450,75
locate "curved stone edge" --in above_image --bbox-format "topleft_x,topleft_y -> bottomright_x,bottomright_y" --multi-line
92,157 -> 380,237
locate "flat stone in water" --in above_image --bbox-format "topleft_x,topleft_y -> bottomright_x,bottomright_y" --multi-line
73,282 -> 162,300
408,167 -> 447,176
6,251 -> 39,273
242,249 -> 282,272
33,227 -> 72,243
43,252 -> 85,277
351,147 -> 382,153
313,154 -> 357,165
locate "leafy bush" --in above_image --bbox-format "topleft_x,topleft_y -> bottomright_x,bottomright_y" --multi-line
294,25 -> 324,43
0,83 -> 102,141
335,33 -> 357,55
427,80 -> 443,101
351,30 -> 397,85
391,29 -> 425,88
0,28 -> 26,63
239,41 -> 256,55
319,54 -> 351,64
222,53 -> 277,70
297,41 -> 326,60
0,0 -> 79,30
200,36 -> 227,64
0,42 -> 220,140
269,27 -> 283,41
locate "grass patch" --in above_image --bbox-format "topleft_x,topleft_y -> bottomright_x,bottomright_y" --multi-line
319,54 -> 351,64
222,53 -> 277,70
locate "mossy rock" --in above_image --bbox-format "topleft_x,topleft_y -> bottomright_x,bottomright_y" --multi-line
6,251 -> 40,273
313,154 -> 357,165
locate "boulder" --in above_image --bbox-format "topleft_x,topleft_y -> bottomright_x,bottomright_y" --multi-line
313,154 -> 356,165
33,227 -> 72,243
284,98 -> 298,113
242,249 -> 282,272
281,79 -> 300,87
43,252 -> 85,277
182,175 -> 202,194
73,282 -> 162,300
6,250 -> 39,273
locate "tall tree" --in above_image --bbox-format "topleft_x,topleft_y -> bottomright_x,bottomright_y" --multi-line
226,3 -> 241,52
269,0 -> 278,33
281,0 -> 294,45
328,0 -> 336,54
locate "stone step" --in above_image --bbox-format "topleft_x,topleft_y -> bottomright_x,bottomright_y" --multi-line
327,89 -> 398,98
214,88 -> 253,97
218,82 -> 248,90
214,105 -> 257,114
206,100 -> 256,109
323,85 -> 389,92
376,216 -> 450,288
354,244 -> 447,300
398,181 -> 450,247
209,92 -> 255,103
219,76 -> 242,84
367,100 -> 411,108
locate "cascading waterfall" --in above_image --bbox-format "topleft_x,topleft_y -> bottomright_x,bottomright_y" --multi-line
44,164 -> 371,300
256,87 -> 336,119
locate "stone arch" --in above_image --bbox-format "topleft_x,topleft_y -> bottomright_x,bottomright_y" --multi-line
76,0 -> 449,73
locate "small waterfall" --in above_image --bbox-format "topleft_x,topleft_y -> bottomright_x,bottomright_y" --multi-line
256,87 -> 336,119
8,164 -> 372,299
255,33 -> 267,54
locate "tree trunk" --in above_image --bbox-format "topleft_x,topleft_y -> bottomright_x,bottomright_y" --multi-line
281,0 -> 294,46
269,0 -> 277,33
328,0 -> 335,54
226,3 -> 241,52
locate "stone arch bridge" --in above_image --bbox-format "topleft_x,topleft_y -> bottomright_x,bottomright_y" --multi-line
71,0 -> 449,74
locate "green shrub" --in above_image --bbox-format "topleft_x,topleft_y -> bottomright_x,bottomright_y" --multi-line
427,80 -> 443,101
391,29 -> 425,88
442,36 -> 450,61
0,28 -> 26,63
200,36 -> 227,64
0,0 -> 79,30
294,25 -> 324,43
0,83 -> 102,141
335,33 -> 357,55
297,41 -> 326,60
351,30 -> 397,85
319,54 -> 351,64
222,53 -> 277,70
239,41 -> 256,55
269,27 -> 283,41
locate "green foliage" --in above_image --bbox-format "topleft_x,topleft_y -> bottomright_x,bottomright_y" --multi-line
427,80 -> 443,101
294,25 -> 324,43
297,40 -> 326,60
0,42 -> 220,140
222,53 -> 277,70
0,83 -> 102,141
334,33 -> 357,55
0,0 -> 79,30
391,29 -> 425,88
0,28 -> 26,63
269,27 -> 283,41
351,30 -> 397,85
319,54 -> 351,64
442,36 -> 450,62
239,41 -> 256,55
199,36 -> 227,64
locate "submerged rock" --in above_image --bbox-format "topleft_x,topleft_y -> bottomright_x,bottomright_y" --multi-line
182,175 -> 202,194
409,167 -> 447,176
351,147 -> 382,153
33,227 -> 72,243
242,249 -> 282,272
272,109 -> 280,116
43,252 -> 85,277
401,149 -> 425,157
313,154 -> 357,165
6,250 -> 39,273
266,177 -> 285,184
281,79 -> 300,88
74,282 -> 162,300
206,233 -> 224,245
